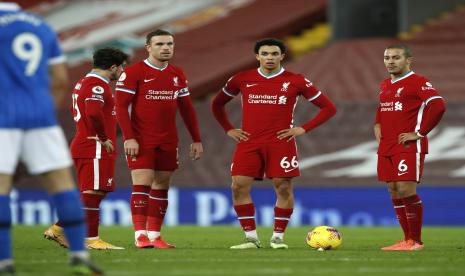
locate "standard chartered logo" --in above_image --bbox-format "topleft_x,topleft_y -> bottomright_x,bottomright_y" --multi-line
394,101 -> 402,111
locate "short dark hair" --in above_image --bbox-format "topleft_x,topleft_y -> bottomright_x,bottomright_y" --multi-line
385,44 -> 412,58
93,47 -> 129,70
146,29 -> 174,44
254,38 -> 286,54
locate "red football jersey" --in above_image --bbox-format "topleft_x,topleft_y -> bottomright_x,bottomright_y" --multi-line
70,73 -> 116,159
376,71 -> 443,155
222,68 -> 321,143
115,60 -> 190,146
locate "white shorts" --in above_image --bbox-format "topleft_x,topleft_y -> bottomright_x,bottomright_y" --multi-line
0,126 -> 72,174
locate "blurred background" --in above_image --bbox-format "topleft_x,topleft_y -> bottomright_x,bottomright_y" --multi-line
10,0 -> 465,227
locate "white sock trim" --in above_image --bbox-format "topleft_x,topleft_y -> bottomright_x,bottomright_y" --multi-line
147,231 -> 161,241
245,230 -> 258,240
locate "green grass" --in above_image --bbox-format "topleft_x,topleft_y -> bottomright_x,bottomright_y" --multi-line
12,226 -> 465,275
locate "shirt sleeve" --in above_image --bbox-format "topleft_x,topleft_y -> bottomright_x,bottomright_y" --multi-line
222,74 -> 241,97
176,69 -> 190,98
295,75 -> 321,101
415,77 -> 443,105
116,66 -> 138,95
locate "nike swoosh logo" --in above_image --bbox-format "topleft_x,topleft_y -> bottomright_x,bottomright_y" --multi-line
246,84 -> 257,87
284,167 -> 298,173
144,78 -> 156,83
397,172 -> 408,176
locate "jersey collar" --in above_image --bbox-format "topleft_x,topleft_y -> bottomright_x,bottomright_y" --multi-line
86,73 -> 109,84
257,67 -> 285,79
144,59 -> 168,71
0,2 -> 20,11
391,71 -> 414,84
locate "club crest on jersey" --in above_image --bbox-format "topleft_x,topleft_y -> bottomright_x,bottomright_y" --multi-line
107,178 -> 113,186
281,82 -> 290,92
173,76 -> 179,87
92,86 -> 104,94
395,87 -> 404,97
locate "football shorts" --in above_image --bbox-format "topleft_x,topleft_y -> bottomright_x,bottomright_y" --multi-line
231,141 -> 300,179
127,143 -> 178,171
0,126 -> 72,174
377,153 -> 425,182
74,158 -> 116,192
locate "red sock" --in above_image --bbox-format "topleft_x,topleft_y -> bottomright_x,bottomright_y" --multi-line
403,194 -> 423,243
147,189 -> 168,232
130,185 -> 150,232
81,193 -> 105,238
392,198 -> 409,240
274,207 -> 293,233
234,203 -> 256,232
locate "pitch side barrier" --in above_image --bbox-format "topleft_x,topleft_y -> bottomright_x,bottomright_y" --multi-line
9,187 -> 465,226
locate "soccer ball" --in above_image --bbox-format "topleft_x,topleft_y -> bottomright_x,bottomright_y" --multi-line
306,226 -> 342,250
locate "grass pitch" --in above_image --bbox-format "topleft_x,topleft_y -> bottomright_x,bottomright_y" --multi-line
12,226 -> 465,275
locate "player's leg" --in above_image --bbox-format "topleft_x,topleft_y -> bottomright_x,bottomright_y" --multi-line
0,129 -> 21,274
229,143 -> 263,249
393,153 -> 425,250
378,154 -> 408,250
130,169 -> 153,248
23,127 -> 102,274
270,177 -> 294,249
75,158 -> 123,250
230,175 -> 260,249
148,170 -> 175,248
147,143 -> 178,248
127,146 -> 157,248
0,174 -> 15,275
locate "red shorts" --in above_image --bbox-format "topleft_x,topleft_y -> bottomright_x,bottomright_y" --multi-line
74,158 -> 115,192
127,143 -> 178,171
377,153 -> 425,182
231,141 -> 300,179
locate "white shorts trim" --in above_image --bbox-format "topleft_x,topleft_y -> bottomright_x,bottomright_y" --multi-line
0,126 -> 72,174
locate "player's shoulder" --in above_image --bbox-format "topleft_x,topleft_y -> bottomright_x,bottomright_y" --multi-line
123,60 -> 146,74
410,73 -> 430,84
232,69 -> 257,80
379,78 -> 391,88
166,63 -> 186,77
80,74 -> 110,91
283,70 -> 308,81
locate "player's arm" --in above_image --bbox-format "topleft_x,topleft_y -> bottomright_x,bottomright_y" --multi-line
374,106 -> 381,143
177,93 -> 203,160
49,62 -> 69,108
115,68 -> 139,158
211,91 -> 250,142
277,93 -> 337,141
398,98 -> 446,144
85,99 -> 114,153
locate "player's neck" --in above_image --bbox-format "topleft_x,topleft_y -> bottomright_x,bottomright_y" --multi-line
90,69 -> 110,82
390,69 -> 412,81
259,66 -> 282,76
147,56 -> 169,69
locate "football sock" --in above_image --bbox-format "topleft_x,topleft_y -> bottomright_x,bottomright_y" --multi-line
81,193 -> 105,238
0,195 -> 12,261
392,198 -> 409,240
273,207 -> 293,239
147,189 -> 168,239
403,194 -> 423,243
131,185 -> 150,233
51,190 -> 86,253
234,203 -> 257,237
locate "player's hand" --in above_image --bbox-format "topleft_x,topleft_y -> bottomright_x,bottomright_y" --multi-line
227,129 -> 251,142
374,123 -> 382,143
124,138 -> 139,160
190,142 -> 203,161
277,127 -> 305,141
398,132 -> 421,145
87,136 -> 114,153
